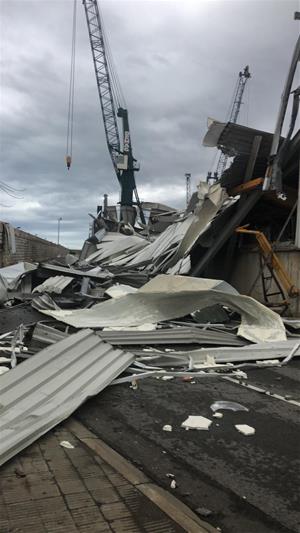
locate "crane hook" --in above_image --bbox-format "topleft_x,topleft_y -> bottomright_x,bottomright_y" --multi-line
66,155 -> 72,170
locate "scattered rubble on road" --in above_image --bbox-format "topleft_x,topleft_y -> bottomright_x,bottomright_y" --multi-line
235,424 -> 256,436
1,194 -> 300,464
181,415 -> 213,431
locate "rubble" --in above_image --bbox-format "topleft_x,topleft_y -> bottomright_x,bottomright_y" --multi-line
181,415 -> 212,431
0,118 -> 298,465
235,424 -> 256,436
37,274 -> 286,343
210,401 -> 249,412
0,329 -> 134,466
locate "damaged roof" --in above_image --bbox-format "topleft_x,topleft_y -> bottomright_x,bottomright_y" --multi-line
0,329 -> 134,466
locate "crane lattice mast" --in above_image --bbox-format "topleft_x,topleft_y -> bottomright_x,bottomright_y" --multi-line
82,0 -> 145,222
215,65 -> 251,179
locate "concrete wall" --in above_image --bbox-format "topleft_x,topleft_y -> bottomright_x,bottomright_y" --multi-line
0,222 -> 68,267
230,248 -> 300,317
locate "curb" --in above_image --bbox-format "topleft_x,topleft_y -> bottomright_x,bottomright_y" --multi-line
67,418 -> 218,533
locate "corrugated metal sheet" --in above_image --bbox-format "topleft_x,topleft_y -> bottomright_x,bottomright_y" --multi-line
42,274 -> 286,343
32,323 -> 69,344
98,327 -> 247,346
203,120 -> 275,157
40,263 -> 112,280
161,339 -> 300,365
0,329 -> 134,466
132,339 -> 300,365
87,235 -> 148,264
33,275 -> 74,294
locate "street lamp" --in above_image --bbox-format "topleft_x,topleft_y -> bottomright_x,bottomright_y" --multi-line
57,217 -> 62,244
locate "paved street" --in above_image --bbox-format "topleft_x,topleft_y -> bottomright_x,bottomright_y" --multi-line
0,421 -> 213,533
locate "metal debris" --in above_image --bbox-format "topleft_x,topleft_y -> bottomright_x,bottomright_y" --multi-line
33,276 -> 74,294
0,329 -> 134,466
41,274 -> 286,343
210,401 -> 249,413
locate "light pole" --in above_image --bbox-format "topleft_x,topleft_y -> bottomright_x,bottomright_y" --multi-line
57,217 -> 62,245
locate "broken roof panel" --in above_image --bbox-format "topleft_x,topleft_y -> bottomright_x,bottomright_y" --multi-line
86,235 -> 148,264
0,329 -> 134,466
32,323 -> 69,345
203,119 -> 275,157
40,263 -> 112,280
41,275 -> 286,343
168,183 -> 228,267
33,276 -> 74,294
125,215 -> 194,268
98,327 -> 247,346
180,339 -> 300,365
0,262 -> 37,289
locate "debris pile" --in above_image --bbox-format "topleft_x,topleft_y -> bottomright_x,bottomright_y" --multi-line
0,179 -> 300,466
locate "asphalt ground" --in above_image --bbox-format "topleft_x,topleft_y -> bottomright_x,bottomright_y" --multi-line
77,360 -> 300,533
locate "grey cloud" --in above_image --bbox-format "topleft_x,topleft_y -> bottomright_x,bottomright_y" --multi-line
1,0 -> 299,248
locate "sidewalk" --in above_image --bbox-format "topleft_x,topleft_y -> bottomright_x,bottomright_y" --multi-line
0,419 -> 216,533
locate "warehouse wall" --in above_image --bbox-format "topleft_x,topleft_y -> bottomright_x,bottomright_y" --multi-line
0,222 -> 68,267
230,248 -> 300,317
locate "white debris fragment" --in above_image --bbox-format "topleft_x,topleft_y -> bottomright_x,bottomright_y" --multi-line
162,424 -> 172,432
213,412 -> 223,419
0,357 -> 11,363
232,371 -> 248,379
161,376 -> 174,381
181,415 -> 212,431
170,479 -> 177,489
103,323 -> 156,331
210,401 -> 249,413
105,284 -> 137,299
256,359 -> 280,366
59,441 -> 75,449
0,367 -> 10,375
235,424 -> 255,436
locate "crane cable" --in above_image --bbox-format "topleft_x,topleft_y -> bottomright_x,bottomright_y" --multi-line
100,8 -> 126,110
66,0 -> 77,170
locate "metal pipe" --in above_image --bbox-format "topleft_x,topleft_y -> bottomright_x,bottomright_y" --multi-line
263,32 -> 300,191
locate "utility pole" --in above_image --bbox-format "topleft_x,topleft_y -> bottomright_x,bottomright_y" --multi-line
185,173 -> 191,208
103,194 -> 108,217
57,217 -> 62,245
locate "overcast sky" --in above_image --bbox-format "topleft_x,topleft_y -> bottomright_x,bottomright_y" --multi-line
1,0 -> 299,248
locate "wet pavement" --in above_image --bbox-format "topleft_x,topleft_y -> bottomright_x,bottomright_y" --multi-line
77,361 -> 300,533
1,421 -> 207,533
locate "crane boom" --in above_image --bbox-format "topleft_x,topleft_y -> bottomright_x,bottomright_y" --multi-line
216,65 -> 251,177
215,65 -> 251,178
204,65 -> 252,185
83,0 -> 145,222
83,0 -> 120,173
